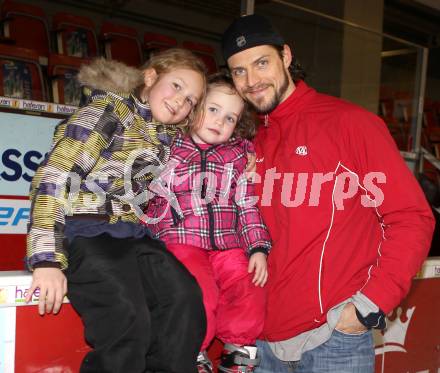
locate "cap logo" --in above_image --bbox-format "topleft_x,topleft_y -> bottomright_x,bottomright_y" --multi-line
236,36 -> 246,48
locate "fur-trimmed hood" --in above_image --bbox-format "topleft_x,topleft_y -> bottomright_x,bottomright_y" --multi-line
77,58 -> 144,94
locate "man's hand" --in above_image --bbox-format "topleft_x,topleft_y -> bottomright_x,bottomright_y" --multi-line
248,252 -> 268,287
25,267 -> 67,316
335,302 -> 367,334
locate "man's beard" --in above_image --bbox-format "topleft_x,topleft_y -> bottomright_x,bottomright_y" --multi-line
245,70 -> 290,114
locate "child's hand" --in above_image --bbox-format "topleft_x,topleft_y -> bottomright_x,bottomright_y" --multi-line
26,267 -> 67,316
245,152 -> 256,180
248,252 -> 268,287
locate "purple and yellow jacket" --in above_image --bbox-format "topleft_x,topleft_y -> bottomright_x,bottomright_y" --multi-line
143,134 -> 271,256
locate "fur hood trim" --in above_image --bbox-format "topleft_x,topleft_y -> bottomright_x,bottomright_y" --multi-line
77,58 -> 144,94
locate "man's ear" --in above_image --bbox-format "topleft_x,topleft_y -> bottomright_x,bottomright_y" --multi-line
143,68 -> 158,88
281,44 -> 293,69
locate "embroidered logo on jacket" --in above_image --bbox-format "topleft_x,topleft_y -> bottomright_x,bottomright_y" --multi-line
295,146 -> 308,156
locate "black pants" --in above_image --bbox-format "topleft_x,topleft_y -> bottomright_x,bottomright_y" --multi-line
65,234 -> 206,373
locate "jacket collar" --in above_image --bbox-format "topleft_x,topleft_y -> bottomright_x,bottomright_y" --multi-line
175,133 -> 244,151
131,94 -> 153,123
80,86 -> 177,145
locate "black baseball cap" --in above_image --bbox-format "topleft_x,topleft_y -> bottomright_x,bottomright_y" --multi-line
221,14 -> 285,62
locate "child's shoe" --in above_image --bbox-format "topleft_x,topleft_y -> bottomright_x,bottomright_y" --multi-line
197,350 -> 213,373
218,344 -> 260,373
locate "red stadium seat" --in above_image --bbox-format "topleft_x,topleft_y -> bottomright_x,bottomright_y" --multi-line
53,12 -> 98,59
48,54 -> 90,106
182,41 -> 218,74
0,44 -> 45,101
0,0 -> 50,58
101,21 -> 142,67
144,32 -> 177,59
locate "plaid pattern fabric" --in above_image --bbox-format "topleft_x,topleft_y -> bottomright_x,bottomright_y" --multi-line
27,87 -> 178,270
144,134 -> 271,256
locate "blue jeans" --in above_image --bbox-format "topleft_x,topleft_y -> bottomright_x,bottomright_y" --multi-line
255,330 -> 375,373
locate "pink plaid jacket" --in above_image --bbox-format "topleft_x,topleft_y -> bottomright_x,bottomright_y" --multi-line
143,134 -> 271,256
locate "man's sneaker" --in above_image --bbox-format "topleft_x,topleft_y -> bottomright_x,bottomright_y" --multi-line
197,350 -> 213,373
218,344 -> 260,373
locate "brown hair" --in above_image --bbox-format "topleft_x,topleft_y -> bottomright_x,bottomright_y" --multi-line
189,72 -> 257,140
141,48 -> 208,127
274,45 -> 306,82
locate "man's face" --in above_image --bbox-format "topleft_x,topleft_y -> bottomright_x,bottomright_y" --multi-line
227,45 -> 295,114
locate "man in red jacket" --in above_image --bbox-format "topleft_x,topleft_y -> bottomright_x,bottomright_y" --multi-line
221,14 -> 435,373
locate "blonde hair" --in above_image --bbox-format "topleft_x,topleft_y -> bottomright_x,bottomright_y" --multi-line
142,48 -> 208,127
188,72 -> 257,139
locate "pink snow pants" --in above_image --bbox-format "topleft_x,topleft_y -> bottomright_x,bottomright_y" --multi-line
166,244 -> 266,351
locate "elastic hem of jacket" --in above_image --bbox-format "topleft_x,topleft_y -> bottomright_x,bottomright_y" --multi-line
32,261 -> 62,270
249,246 -> 269,257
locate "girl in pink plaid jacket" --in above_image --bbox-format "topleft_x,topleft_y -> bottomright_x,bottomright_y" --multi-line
143,73 -> 271,373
